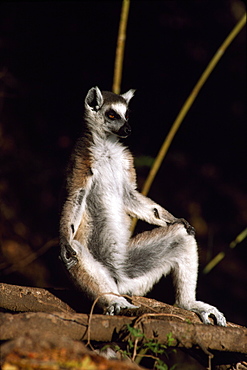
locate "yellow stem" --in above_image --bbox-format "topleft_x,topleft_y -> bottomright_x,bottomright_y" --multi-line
112,0 -> 130,94
141,13 -> 246,197
203,252 -> 225,275
131,13 -> 246,233
203,227 -> 247,274
229,227 -> 247,249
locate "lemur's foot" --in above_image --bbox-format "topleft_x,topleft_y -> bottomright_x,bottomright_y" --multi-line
198,307 -> 226,326
105,297 -> 139,315
180,301 -> 226,326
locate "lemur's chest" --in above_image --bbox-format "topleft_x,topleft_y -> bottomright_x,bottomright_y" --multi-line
91,142 -> 128,195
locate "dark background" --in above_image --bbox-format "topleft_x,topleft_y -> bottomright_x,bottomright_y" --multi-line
0,1 -> 246,325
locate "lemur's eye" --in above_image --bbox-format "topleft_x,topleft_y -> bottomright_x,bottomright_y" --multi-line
153,208 -> 160,219
106,110 -> 120,120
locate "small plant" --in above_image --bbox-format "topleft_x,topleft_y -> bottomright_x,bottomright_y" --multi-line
102,323 -> 177,370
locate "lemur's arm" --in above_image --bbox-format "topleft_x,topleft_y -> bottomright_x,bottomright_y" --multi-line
124,189 -> 174,224
60,186 -> 91,266
123,152 -> 194,234
60,142 -> 93,267
125,186 -> 194,234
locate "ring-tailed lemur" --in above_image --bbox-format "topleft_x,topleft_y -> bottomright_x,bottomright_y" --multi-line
59,86 -> 226,326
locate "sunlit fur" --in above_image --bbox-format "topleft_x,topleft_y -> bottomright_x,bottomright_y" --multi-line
59,86 -> 226,326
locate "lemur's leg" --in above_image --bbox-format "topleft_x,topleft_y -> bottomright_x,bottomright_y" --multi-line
117,223 -> 226,326
60,239 -> 137,315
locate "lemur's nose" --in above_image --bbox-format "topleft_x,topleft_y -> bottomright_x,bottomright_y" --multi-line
123,125 -> 131,136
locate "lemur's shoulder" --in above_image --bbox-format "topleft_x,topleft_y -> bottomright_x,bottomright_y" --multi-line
66,135 -> 93,191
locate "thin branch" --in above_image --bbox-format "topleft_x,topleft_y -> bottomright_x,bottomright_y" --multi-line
112,0 -> 130,94
1,311 -> 247,353
141,13 -> 246,198
131,12 -> 246,233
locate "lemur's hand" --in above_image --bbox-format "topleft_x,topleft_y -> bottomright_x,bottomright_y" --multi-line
60,238 -> 78,269
173,218 -> 195,236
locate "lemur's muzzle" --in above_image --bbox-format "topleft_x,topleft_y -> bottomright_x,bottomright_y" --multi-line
117,122 -> 131,138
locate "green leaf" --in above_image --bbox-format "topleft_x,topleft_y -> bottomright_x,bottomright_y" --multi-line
155,358 -> 169,370
127,324 -> 145,338
166,332 -> 176,347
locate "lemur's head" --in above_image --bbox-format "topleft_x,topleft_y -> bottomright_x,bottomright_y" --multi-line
84,86 -> 135,138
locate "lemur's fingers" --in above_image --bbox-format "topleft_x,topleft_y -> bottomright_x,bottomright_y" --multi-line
173,218 -> 195,236
60,240 -> 78,268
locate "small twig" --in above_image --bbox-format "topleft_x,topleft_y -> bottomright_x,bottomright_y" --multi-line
131,337 -> 139,362
134,312 -> 186,327
86,294 -> 103,349
86,292 -> 136,347
196,340 -> 214,370
135,350 -> 157,365
130,297 -> 159,313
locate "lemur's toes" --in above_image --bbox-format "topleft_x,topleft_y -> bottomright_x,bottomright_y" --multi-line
187,301 -> 227,327
200,310 -> 227,326
105,301 -> 139,315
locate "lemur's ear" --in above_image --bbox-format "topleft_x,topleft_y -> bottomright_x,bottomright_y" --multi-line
121,89 -> 136,104
85,86 -> 104,111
